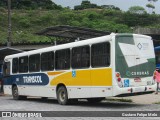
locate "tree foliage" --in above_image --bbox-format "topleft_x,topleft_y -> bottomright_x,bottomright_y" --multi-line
101,5 -> 121,11
0,0 -> 63,10
128,6 -> 147,14
0,0 -> 160,44
146,0 -> 158,13
74,0 -> 99,10
146,3 -> 155,9
74,0 -> 120,10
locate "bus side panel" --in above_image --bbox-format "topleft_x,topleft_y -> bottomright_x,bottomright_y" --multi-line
90,68 -> 113,97
50,70 -> 91,98
21,86 -> 40,96
3,85 -> 12,95
37,86 -> 57,98
49,68 -> 113,98
91,68 -> 112,86
50,70 -> 91,86
3,77 -> 12,95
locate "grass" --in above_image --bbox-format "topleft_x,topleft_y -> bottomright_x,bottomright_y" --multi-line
154,102 -> 160,104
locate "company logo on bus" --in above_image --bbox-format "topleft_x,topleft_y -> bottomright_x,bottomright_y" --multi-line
23,76 -> 42,83
12,73 -> 49,85
126,71 -> 149,77
137,43 -> 142,50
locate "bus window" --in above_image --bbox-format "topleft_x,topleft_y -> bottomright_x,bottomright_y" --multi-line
55,49 -> 70,70
19,56 -> 28,73
29,54 -> 40,72
91,42 -> 110,67
41,52 -> 54,71
3,62 -> 10,76
12,58 -> 19,73
72,46 -> 90,69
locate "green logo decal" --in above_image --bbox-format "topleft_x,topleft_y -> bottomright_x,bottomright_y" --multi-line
126,71 -> 131,77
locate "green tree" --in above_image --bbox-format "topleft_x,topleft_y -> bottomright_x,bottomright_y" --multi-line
146,0 -> 158,13
128,6 -> 147,14
74,0 -> 98,10
100,5 -> 120,11
0,0 -> 62,10
146,3 -> 155,13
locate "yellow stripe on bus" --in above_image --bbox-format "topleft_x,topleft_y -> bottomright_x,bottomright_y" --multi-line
50,68 -> 112,86
91,68 -> 112,86
47,71 -> 64,76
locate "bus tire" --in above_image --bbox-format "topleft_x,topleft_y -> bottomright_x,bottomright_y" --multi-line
57,86 -> 70,105
87,97 -> 105,103
12,86 -> 27,100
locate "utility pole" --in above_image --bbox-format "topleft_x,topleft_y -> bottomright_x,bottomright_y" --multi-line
7,0 -> 11,47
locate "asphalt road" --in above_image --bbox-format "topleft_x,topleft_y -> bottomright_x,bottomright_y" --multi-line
0,95 -> 160,120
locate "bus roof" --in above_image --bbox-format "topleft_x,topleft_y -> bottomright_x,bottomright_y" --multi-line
4,33 -> 151,60
4,34 -> 112,60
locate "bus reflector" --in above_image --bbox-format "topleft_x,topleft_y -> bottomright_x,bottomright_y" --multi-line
128,89 -> 131,92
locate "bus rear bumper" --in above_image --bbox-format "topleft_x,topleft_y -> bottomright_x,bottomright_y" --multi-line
113,84 -> 157,97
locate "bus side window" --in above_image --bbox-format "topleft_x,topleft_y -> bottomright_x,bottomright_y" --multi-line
72,45 -> 90,69
91,42 -> 110,67
41,52 -> 54,71
19,56 -> 28,73
3,62 -> 10,76
55,49 -> 70,70
12,58 -> 19,73
29,54 -> 40,72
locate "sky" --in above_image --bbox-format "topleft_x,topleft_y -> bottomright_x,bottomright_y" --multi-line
53,0 -> 160,14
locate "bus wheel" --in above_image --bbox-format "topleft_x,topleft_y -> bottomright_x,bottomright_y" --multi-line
57,86 -> 69,105
12,86 -> 26,100
87,98 -> 105,103
12,86 -> 20,100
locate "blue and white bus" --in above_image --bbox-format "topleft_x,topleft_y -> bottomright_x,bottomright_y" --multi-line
155,46 -> 160,68
3,33 -> 156,105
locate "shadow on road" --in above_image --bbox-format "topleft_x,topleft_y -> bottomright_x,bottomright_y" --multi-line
6,97 -> 145,109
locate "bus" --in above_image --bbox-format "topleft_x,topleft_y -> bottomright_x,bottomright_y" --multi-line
3,33 -> 156,105
155,46 -> 160,68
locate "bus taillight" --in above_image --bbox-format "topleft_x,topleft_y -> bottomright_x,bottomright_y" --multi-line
116,72 -> 121,81
116,72 -> 123,87
116,73 -> 120,78
117,78 -> 121,82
